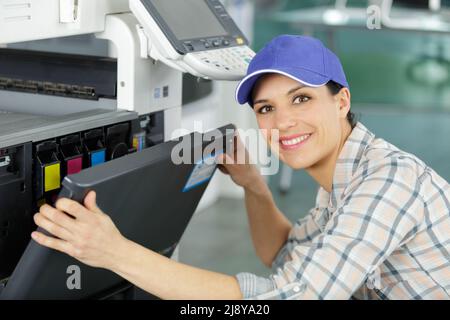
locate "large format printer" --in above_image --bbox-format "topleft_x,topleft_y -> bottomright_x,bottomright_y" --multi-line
0,0 -> 255,298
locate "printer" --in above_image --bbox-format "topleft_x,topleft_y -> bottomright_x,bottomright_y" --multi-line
0,0 -> 254,298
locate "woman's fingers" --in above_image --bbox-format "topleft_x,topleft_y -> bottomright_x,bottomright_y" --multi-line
33,213 -> 74,242
55,197 -> 91,220
31,231 -> 74,256
40,204 -> 77,231
83,191 -> 103,215
233,134 -> 252,164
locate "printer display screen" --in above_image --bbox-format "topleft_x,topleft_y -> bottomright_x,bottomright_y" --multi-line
150,0 -> 228,40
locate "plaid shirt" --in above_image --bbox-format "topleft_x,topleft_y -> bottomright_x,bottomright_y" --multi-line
236,122 -> 450,300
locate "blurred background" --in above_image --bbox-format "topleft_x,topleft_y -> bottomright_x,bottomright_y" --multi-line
178,0 -> 450,278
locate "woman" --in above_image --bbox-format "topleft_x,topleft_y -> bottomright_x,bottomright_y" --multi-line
32,35 -> 450,299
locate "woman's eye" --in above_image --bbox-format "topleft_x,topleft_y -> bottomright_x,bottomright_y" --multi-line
258,105 -> 273,114
293,95 -> 310,104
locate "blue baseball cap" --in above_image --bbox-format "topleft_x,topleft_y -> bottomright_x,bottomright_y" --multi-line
235,35 -> 349,106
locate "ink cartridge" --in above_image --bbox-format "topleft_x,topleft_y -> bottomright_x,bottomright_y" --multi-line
59,134 -> 83,176
82,129 -> 106,168
132,131 -> 146,152
35,141 -> 61,199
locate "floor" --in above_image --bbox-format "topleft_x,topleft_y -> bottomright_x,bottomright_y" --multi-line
178,109 -> 450,279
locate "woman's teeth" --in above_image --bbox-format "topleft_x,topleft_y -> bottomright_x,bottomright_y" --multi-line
281,134 -> 311,146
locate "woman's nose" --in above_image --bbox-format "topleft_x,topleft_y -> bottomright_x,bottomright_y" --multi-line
275,108 -> 297,131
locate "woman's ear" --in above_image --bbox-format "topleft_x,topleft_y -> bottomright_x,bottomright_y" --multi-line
338,87 -> 351,119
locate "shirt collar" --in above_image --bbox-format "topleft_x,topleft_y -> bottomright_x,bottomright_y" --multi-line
316,122 -> 375,209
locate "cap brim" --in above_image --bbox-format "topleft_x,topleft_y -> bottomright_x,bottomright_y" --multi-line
235,68 -> 330,105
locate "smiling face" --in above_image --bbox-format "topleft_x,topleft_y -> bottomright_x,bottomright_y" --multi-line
252,73 -> 352,171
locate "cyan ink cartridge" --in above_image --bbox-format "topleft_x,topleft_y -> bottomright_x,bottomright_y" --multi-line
82,129 -> 106,167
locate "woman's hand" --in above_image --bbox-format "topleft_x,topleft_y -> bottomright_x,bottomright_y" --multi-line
32,191 -> 127,270
216,134 -> 266,194
32,192 -> 243,300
